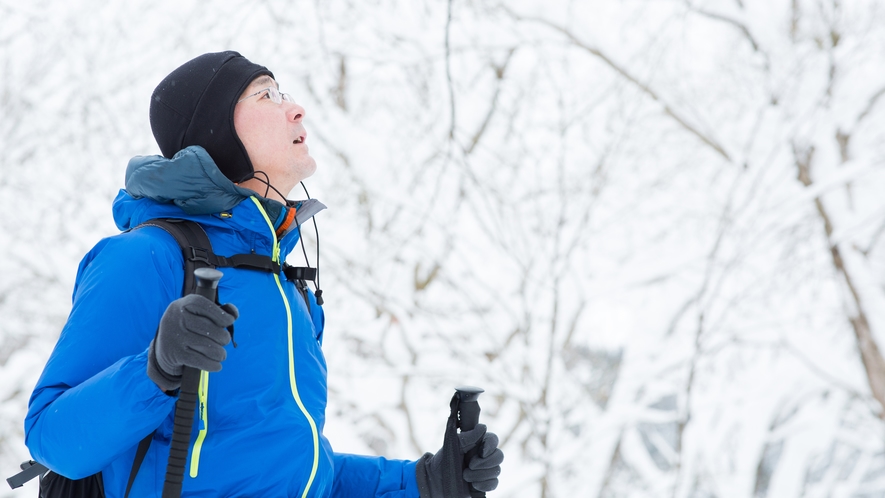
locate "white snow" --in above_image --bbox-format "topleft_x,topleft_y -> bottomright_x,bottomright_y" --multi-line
3,0 -> 885,496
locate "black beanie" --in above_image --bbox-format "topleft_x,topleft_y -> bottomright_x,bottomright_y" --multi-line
149,51 -> 273,183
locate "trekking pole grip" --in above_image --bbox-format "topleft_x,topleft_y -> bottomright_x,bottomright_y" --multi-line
162,268 -> 222,498
455,386 -> 486,498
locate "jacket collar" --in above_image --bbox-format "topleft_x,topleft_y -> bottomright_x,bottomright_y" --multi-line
115,145 -> 325,256
124,145 -> 258,215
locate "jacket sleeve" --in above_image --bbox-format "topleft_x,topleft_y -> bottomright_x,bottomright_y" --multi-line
24,228 -> 184,478
331,453 -> 420,498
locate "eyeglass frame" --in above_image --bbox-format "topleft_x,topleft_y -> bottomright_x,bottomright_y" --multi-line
236,86 -> 295,105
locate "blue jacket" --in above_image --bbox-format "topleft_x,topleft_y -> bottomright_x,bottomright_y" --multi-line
25,146 -> 420,498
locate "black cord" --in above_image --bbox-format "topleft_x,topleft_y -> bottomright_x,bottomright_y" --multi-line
248,175 -> 324,304
251,171 -> 285,200
299,182 -> 321,294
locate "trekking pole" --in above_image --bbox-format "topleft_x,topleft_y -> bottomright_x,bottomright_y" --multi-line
455,386 -> 486,498
162,268 -> 223,498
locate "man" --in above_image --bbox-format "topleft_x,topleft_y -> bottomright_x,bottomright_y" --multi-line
24,51 -> 502,497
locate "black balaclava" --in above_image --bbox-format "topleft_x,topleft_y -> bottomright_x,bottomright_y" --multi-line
149,51 -> 273,183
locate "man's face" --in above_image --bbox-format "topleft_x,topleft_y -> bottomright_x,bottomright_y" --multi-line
233,76 -> 316,192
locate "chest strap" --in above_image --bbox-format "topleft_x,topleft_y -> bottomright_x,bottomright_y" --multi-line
137,219 -> 317,304
189,248 -> 282,274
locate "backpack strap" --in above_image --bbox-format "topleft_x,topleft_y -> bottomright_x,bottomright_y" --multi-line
283,264 -> 316,282
137,219 -> 281,295
123,434 -> 153,498
283,264 -> 318,316
137,218 -> 318,318
6,434 -> 152,495
6,219 -> 290,493
6,460 -> 46,489
138,219 -> 217,295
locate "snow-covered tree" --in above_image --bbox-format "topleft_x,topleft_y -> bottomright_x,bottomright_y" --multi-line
2,0 -> 885,496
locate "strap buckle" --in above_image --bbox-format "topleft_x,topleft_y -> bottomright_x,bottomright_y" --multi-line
187,247 -> 212,265
284,266 -> 317,281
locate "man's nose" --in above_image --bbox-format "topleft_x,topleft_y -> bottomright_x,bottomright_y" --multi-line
287,102 -> 306,121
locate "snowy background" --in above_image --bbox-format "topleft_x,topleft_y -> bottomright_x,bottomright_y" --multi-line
3,0 -> 885,496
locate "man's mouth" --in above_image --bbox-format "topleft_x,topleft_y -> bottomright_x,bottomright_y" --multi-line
293,135 -> 305,144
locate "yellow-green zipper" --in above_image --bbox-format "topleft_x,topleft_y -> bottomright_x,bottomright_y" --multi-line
189,370 -> 210,477
250,197 -> 321,498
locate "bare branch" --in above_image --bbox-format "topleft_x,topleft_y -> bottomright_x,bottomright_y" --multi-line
398,376 -> 424,454
855,85 -> 885,127
685,1 -> 762,54
501,6 -> 733,163
779,339 -> 869,399
445,0 -> 456,141
861,219 -> 885,255
333,54 -> 347,111
793,143 -> 885,417
597,435 -> 624,497
466,48 -> 516,155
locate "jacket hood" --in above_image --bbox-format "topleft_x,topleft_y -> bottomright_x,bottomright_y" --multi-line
124,145 -> 257,216
114,145 -> 327,260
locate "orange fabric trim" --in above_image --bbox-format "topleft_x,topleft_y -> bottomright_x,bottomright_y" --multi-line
276,206 -> 298,237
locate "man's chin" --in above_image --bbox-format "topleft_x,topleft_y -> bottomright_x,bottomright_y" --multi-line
295,157 -> 318,182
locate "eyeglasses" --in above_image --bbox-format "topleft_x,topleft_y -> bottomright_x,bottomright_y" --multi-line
237,86 -> 295,105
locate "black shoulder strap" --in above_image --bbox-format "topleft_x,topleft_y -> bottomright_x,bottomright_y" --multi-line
138,219 -> 281,295
138,219 -> 215,295
6,434 -> 152,494
7,219 -> 279,493
122,219 -> 215,495
124,434 -> 153,498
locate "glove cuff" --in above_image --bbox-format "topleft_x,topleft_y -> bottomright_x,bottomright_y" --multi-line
415,453 -> 435,498
147,338 -> 183,393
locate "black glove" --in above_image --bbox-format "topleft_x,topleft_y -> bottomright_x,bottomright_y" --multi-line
147,294 -> 238,392
416,423 -> 504,498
